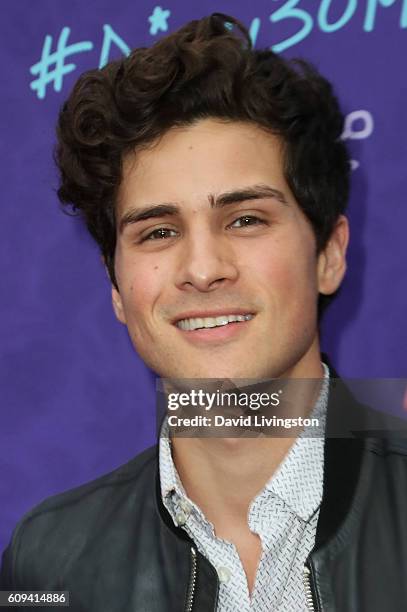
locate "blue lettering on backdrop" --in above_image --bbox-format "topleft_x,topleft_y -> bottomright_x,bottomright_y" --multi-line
29,2 -> 407,99
270,0 -> 314,53
99,25 -> 131,69
364,0 -> 407,31
30,27 -> 93,100
249,17 -> 261,46
269,0 -> 406,51
148,5 -> 171,35
318,0 -> 358,33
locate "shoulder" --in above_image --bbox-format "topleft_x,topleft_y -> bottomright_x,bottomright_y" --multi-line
23,444 -> 158,522
1,445 -> 158,587
324,367 -> 407,454
353,402 -> 407,453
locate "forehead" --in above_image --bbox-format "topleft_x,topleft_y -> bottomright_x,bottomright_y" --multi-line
118,119 -> 290,213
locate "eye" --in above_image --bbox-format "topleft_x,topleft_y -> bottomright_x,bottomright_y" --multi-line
229,215 -> 265,228
141,228 -> 178,242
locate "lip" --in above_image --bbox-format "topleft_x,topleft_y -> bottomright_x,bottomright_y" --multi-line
172,309 -> 255,325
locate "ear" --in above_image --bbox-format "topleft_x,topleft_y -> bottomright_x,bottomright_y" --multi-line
317,215 -> 349,295
111,285 -> 127,325
100,254 -> 127,325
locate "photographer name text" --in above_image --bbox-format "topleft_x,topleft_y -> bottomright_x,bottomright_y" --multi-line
168,414 -> 319,429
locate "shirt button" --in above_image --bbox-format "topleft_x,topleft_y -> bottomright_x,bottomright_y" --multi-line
175,510 -> 188,526
179,499 -> 192,514
217,566 -> 231,583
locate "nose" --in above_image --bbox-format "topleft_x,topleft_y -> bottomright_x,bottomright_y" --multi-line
175,229 -> 239,292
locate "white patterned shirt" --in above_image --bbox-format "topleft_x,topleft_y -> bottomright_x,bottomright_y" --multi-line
159,364 -> 329,611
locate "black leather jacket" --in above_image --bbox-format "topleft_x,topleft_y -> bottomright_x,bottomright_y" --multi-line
1,371 -> 407,611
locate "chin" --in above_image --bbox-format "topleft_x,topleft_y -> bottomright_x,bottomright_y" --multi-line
184,365 -> 260,381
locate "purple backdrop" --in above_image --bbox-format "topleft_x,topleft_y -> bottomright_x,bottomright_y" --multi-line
1,0 -> 406,551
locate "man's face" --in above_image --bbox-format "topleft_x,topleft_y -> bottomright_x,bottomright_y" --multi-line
112,119 -> 347,380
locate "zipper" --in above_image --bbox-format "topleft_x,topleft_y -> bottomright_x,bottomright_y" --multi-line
185,548 -> 315,611
185,546 -> 197,612
303,563 -> 317,611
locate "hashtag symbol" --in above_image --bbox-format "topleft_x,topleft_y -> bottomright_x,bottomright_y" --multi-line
30,27 -> 93,100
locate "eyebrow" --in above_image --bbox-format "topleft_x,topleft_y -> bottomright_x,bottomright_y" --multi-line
118,183 -> 288,234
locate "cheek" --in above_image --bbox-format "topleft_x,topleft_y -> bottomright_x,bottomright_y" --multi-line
117,254 -> 167,322
247,235 -> 318,306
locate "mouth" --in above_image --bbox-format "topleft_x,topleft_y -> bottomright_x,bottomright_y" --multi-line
172,311 -> 256,344
175,313 -> 254,331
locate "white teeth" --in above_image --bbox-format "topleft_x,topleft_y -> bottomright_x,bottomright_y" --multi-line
216,316 -> 229,326
205,318 -> 217,328
176,314 -> 254,330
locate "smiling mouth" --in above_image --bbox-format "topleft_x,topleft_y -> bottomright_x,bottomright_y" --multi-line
176,313 -> 254,331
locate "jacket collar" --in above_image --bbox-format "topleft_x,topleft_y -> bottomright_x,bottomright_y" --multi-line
313,355 -> 366,551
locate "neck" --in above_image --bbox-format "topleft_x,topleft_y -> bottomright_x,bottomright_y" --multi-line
172,437 -> 297,525
171,353 -> 325,526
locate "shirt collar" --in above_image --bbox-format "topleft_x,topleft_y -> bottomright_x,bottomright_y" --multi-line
260,363 -> 329,521
159,417 -> 186,502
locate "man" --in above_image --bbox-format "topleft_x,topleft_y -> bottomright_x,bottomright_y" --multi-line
1,12 -> 407,612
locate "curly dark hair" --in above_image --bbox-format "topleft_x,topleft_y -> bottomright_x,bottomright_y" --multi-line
55,12 -> 350,315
